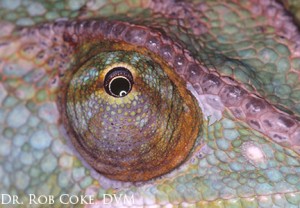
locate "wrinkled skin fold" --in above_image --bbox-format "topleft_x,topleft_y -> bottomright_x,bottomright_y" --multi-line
1,0 -> 300,207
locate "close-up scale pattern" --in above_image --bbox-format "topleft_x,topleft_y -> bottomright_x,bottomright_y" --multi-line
1,0 -> 300,207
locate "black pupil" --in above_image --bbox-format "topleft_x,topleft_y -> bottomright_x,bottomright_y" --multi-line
104,67 -> 133,97
110,77 -> 130,96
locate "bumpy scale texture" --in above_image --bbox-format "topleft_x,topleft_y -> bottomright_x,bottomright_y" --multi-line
63,49 -> 201,182
1,0 -> 300,207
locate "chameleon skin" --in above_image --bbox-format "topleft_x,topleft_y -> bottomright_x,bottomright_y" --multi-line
280,0 -> 300,25
1,1 -> 300,208
63,49 -> 201,181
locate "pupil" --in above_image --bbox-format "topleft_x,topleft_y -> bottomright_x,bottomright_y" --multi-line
110,77 -> 130,97
104,67 -> 133,97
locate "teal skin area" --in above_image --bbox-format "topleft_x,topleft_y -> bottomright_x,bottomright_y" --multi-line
1,0 -> 300,207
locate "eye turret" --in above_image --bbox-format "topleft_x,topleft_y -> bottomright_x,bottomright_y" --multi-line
61,49 -> 202,182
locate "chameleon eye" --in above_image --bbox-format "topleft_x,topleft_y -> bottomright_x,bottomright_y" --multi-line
104,67 -> 133,98
59,27 -> 203,181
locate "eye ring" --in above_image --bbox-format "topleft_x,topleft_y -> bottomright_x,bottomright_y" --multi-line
104,67 -> 134,98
